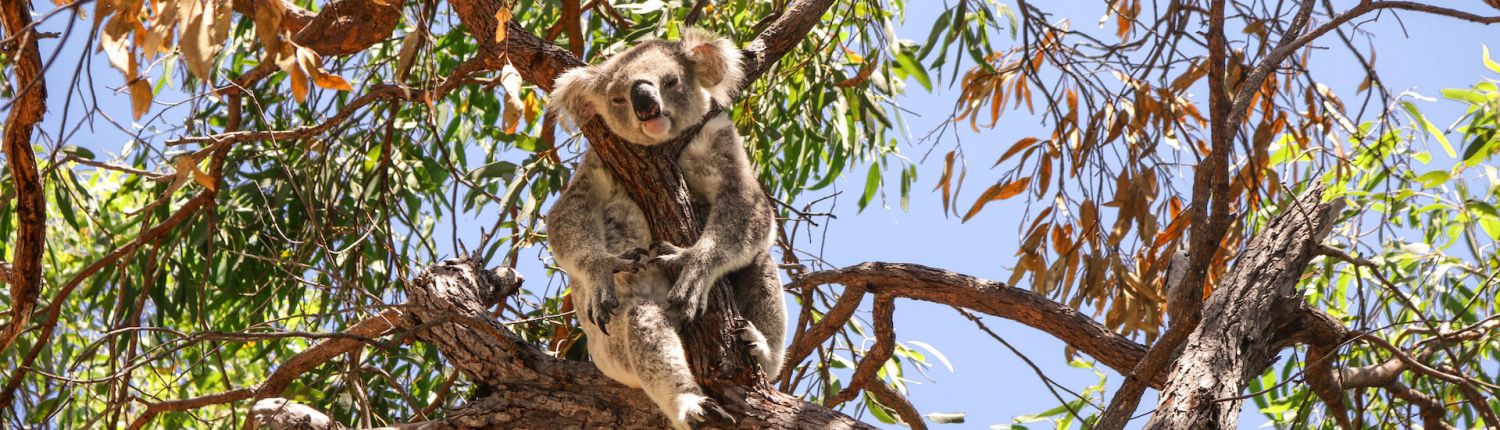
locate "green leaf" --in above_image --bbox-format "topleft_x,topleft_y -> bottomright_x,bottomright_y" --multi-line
906,340 -> 954,372
1402,101 -> 1455,158
858,162 -> 881,210
1441,88 -> 1488,105
1462,132 -> 1496,163
926,412 -> 967,424
1466,200 -> 1500,219
1484,45 -> 1500,75
1417,170 -> 1451,188
865,394 -> 899,424
467,160 -> 518,181
896,50 -> 933,91
916,9 -> 953,61
60,144 -> 96,160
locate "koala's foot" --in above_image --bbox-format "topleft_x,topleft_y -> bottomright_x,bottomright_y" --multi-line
733,322 -> 775,373
675,394 -> 735,430
666,269 -> 713,319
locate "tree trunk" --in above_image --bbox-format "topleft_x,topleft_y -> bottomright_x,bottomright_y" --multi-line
1143,185 -> 1342,428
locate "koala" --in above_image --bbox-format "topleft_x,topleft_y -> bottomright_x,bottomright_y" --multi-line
544,29 -> 786,429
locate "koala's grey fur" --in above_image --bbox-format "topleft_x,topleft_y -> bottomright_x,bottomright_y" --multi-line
545,29 -> 786,429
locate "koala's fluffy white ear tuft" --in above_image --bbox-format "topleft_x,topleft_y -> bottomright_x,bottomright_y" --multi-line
680,28 -> 744,106
548,67 -> 600,129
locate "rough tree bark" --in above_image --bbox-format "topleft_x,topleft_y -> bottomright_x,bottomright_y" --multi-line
1142,184 -> 1342,428
0,0 -> 50,354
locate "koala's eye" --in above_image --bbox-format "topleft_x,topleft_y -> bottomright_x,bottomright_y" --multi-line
611,96 -> 627,105
663,76 -> 680,88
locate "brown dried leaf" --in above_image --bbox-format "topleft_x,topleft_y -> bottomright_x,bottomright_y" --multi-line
933,150 -> 957,214
191,164 -> 217,191
253,0 -> 286,56
129,79 -> 153,120
494,7 -> 513,43
1036,157 -> 1052,197
142,0 -> 180,60
179,0 -> 215,82
101,14 -> 135,76
289,62 -> 309,102
962,177 -> 1031,221
999,137 -> 1039,164
1155,211 -> 1190,248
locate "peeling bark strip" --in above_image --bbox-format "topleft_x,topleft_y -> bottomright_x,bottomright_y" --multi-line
0,0 -> 50,354
403,258 -> 871,429
1142,185 -> 1341,429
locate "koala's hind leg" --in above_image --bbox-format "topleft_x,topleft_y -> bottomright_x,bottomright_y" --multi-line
621,301 -> 734,429
727,252 -> 786,377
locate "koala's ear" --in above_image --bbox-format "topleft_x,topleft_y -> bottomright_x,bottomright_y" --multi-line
679,28 -> 744,106
548,67 -> 600,128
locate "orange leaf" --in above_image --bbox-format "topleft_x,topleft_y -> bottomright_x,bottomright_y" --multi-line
494,7 -> 512,42
962,177 -> 1031,221
289,64 -> 309,102
312,72 -> 353,91
1155,210 -> 1190,247
129,79 -> 153,120
999,137 -> 1040,164
835,52 -> 879,88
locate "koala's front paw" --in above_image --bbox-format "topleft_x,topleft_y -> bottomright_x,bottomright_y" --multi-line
667,269 -> 714,320
647,241 -> 714,318
646,241 -> 688,268
610,247 -> 649,273
586,274 -> 621,335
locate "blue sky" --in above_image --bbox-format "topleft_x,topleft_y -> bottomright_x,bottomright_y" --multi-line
816,3 -> 1499,429
19,1 -> 1500,428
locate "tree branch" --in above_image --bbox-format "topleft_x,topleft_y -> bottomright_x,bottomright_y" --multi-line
0,0 -> 50,361
1139,185 -> 1342,429
787,262 -> 1162,388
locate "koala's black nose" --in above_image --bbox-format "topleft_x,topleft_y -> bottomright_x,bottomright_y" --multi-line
630,81 -> 661,121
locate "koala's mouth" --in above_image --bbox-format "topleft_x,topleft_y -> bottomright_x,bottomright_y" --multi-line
640,116 -> 672,139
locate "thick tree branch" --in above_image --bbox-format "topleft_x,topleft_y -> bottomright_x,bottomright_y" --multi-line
1139,185 -> 1341,429
400,257 -> 871,429
826,295 -> 896,407
0,0 -> 50,360
787,262 -> 1163,389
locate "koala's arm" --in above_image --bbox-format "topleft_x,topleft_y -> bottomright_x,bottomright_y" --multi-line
547,166 -> 608,274
703,129 -> 774,270
548,157 -> 643,328
668,126 -> 774,291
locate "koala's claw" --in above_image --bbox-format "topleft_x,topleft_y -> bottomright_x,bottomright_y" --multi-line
589,277 -> 621,335
686,399 -> 736,429
611,247 -> 649,273
647,241 -> 687,267
590,296 -> 618,333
